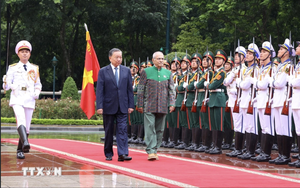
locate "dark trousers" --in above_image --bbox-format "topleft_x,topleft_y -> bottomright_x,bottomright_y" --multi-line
103,108 -> 128,157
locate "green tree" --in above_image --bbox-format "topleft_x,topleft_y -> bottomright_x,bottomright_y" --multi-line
61,76 -> 79,100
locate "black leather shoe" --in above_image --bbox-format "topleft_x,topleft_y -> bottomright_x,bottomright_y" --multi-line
292,154 -> 299,159
255,153 -> 271,162
118,155 -> 132,161
195,145 -> 208,152
288,159 -> 300,167
209,147 -> 222,154
271,144 -> 278,150
174,143 -> 187,150
269,155 -> 282,164
221,143 -> 231,150
239,152 -> 255,160
106,156 -> 112,161
167,141 -> 175,148
17,150 -> 25,159
274,155 -> 291,165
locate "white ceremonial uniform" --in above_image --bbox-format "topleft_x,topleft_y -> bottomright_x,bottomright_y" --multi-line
271,59 -> 292,137
239,64 -> 259,134
4,61 -> 42,133
291,62 -> 300,135
224,65 -> 244,133
254,62 -> 275,136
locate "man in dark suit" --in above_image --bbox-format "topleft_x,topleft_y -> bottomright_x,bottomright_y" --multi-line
96,48 -> 134,161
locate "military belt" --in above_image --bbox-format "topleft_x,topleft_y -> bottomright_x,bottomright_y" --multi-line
209,89 -> 224,92
177,91 -> 185,93
294,87 -> 300,90
257,89 -> 267,91
197,89 -> 205,92
133,92 -> 138,95
21,87 -> 27,91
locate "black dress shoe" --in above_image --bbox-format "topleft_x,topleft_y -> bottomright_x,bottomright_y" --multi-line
288,159 -> 300,167
118,155 -> 132,161
226,150 -> 242,157
269,155 -> 282,164
17,150 -> 25,159
292,154 -> 299,159
274,155 -> 291,165
106,156 -> 112,161
221,143 -> 231,150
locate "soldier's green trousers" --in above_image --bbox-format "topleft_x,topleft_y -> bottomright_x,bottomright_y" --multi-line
144,112 -> 167,154
187,107 -> 199,128
209,107 -> 225,131
224,110 -> 233,130
198,106 -> 209,129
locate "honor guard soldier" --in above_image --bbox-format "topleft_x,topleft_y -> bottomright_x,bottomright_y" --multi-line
226,46 -> 248,157
175,55 -> 192,149
128,61 -> 139,143
222,56 -> 234,150
161,59 -> 172,147
185,53 -> 203,151
204,50 -> 227,154
167,57 -> 182,148
250,41 -> 276,162
147,60 -> 153,67
2,40 -> 42,159
289,41 -> 300,167
269,38 -> 293,165
236,42 -> 260,160
194,51 -> 214,152
140,61 -> 147,72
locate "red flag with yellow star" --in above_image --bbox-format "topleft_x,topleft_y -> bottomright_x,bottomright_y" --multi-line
80,30 -> 100,119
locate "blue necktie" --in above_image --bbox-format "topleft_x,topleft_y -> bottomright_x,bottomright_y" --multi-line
23,64 -> 27,71
115,67 -> 119,86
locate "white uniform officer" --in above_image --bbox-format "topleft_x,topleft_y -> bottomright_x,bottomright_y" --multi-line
236,43 -> 259,160
268,38 -> 293,165
251,41 -> 276,162
2,40 -> 42,159
225,46 -> 247,157
289,41 -> 300,167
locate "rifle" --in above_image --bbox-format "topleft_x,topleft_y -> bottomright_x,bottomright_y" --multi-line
200,46 -> 210,113
225,51 -> 232,113
247,37 -> 257,114
233,39 -> 242,113
181,50 -> 189,111
191,68 -> 200,113
265,35 -> 274,115
124,59 -> 126,67
281,32 -> 293,116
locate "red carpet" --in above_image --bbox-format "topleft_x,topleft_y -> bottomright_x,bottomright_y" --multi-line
2,138 -> 300,187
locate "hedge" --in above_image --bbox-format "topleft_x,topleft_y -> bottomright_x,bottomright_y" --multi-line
1,117 -> 103,125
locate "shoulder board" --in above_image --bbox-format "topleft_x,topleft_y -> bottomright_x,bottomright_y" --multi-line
31,63 -> 39,68
9,63 -> 18,67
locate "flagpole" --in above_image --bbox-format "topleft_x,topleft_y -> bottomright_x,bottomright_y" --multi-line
84,23 -> 88,32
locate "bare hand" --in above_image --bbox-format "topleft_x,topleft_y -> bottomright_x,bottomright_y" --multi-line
169,106 -> 175,113
137,107 -> 143,113
97,109 -> 103,114
128,108 -> 134,114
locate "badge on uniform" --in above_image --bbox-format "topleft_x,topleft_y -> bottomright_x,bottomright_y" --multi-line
217,75 -> 222,80
285,68 -> 290,74
28,70 -> 36,81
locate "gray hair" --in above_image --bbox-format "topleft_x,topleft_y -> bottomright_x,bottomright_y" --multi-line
152,51 -> 164,59
109,48 -> 122,57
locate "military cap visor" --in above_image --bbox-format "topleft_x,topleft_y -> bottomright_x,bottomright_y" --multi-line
15,40 -> 32,54
215,50 -> 227,62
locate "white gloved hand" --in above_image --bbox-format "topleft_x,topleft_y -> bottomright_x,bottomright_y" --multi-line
269,80 -> 274,88
174,83 -> 178,88
194,81 -> 198,88
183,82 -> 188,88
288,81 -> 293,87
250,77 -> 256,84
204,81 -> 209,87
236,78 -> 241,85
269,99 -> 273,105
33,90 -> 40,100
287,97 -> 292,102
2,75 -> 6,83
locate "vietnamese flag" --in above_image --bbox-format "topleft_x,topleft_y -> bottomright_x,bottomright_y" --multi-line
80,27 -> 100,119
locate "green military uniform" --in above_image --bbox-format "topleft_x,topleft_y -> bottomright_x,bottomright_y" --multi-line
185,53 -> 203,151
128,61 -> 140,143
174,55 -> 192,150
195,51 -> 214,152
206,49 -> 227,154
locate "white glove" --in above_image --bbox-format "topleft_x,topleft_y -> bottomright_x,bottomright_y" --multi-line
2,75 -> 6,83
249,77 -> 256,84
287,97 -> 292,102
174,83 -> 178,88
252,97 -> 257,103
183,82 -> 188,88
236,78 -> 241,85
33,90 -> 40,100
204,81 -> 209,87
288,81 -> 293,87
269,80 -> 274,88
229,90 -> 237,95
269,99 -> 273,105
194,81 -> 198,88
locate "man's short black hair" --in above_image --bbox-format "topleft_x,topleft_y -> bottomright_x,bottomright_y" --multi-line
109,48 -> 122,57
